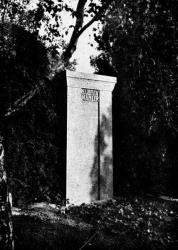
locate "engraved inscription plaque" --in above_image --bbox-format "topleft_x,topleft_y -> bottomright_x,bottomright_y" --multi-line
81,88 -> 99,102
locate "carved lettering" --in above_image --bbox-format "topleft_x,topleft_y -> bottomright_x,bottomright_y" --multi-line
81,88 -> 99,102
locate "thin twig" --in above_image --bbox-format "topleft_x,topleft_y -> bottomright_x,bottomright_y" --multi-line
79,231 -> 98,250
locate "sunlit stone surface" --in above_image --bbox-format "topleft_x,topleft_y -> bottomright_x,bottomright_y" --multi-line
66,71 -> 116,205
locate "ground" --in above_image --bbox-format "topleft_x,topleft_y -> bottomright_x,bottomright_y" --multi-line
13,197 -> 178,250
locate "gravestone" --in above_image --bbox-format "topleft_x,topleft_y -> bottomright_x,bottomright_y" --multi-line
66,71 -> 116,205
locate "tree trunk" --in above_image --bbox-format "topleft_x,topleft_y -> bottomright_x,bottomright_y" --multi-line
0,137 -> 14,250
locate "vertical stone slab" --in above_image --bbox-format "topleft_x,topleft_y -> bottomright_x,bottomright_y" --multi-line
66,71 -> 116,205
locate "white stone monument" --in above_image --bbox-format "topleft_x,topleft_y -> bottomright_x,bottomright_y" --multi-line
66,71 -> 116,205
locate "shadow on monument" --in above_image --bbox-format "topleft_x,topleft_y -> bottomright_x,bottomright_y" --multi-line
51,71 -> 67,200
90,106 -> 113,201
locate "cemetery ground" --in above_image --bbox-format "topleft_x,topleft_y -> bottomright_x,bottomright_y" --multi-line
13,196 -> 178,250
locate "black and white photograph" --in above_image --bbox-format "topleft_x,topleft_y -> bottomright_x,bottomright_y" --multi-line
0,0 -> 177,249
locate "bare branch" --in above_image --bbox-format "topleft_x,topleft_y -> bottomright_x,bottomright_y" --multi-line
62,0 -> 87,64
62,0 -> 113,65
4,79 -> 45,118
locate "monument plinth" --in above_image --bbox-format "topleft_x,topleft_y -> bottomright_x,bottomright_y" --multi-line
66,71 -> 116,205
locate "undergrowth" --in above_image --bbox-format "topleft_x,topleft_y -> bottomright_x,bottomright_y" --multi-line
63,197 -> 178,250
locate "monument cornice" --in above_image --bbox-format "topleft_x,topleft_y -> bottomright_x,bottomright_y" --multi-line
66,70 -> 117,92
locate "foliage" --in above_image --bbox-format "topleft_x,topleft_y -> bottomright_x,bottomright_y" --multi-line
0,1 -> 115,208
91,0 -> 178,196
11,198 -> 178,249
0,1 -> 114,249
0,23 -> 49,116
0,0 -> 113,60
6,89 -> 64,206
0,24 -> 65,206
64,198 -> 178,250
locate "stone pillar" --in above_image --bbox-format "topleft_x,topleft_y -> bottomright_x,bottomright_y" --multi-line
66,71 -> 116,205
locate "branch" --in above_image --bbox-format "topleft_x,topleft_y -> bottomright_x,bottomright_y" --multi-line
79,0 -> 119,38
4,79 -> 45,118
62,0 -> 87,64
4,0 -> 114,117
77,7 -> 105,38
62,0 -> 113,65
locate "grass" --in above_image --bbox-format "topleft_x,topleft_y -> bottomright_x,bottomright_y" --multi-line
13,197 -> 178,250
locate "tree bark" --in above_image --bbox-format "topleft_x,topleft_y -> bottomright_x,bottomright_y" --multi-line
0,137 -> 14,250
